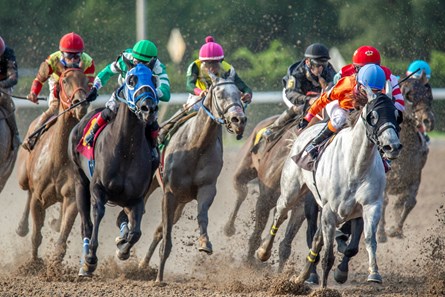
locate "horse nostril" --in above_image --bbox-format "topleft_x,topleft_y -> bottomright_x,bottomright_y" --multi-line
231,116 -> 240,124
141,105 -> 149,112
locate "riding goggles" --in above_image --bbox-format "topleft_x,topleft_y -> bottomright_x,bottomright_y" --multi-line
63,52 -> 82,59
310,59 -> 328,68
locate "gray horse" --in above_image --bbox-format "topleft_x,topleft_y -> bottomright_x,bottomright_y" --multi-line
378,73 -> 435,242
256,93 -> 402,288
138,70 -> 247,284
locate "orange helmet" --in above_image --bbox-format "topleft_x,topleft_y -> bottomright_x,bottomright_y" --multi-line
0,36 -> 5,56
59,32 -> 84,52
352,46 -> 381,66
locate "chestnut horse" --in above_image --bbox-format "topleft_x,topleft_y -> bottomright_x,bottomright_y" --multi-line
15,65 -> 89,265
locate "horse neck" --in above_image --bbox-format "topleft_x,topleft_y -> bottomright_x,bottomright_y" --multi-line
344,117 -> 379,174
110,104 -> 146,148
190,108 -> 221,148
51,110 -> 79,162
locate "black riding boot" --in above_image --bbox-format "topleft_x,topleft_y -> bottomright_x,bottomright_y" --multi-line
305,124 -> 335,159
85,122 -> 101,146
263,105 -> 302,141
6,113 -> 21,150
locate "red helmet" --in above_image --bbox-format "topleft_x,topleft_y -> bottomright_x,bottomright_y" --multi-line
0,36 -> 5,56
59,32 -> 84,52
352,46 -> 381,66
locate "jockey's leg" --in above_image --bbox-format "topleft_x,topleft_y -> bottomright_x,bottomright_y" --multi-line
84,113 -> 107,146
22,97 -> 59,151
305,121 -> 336,159
158,108 -> 188,144
85,95 -> 118,146
2,99 -> 21,150
263,105 -> 303,141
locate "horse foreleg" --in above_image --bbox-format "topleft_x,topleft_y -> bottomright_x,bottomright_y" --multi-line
197,185 -> 216,254
52,199 -> 77,264
247,189 -> 275,263
377,192 -> 390,243
334,217 -> 364,284
16,191 -> 31,237
278,201 -> 306,272
49,205 -> 63,233
302,193 -> 320,284
116,199 -> 145,261
388,189 -> 418,239
156,192 -> 177,285
256,188 -> 306,262
319,209 -> 336,288
362,202 -> 383,283
30,196 -> 45,261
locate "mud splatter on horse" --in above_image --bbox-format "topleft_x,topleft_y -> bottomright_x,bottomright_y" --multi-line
138,69 -> 247,284
15,66 -> 89,265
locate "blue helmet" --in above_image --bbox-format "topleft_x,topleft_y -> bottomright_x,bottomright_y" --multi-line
407,60 -> 431,79
357,64 -> 386,90
124,63 -> 158,110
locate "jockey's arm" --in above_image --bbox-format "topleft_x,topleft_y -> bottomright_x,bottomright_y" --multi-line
0,49 -> 18,89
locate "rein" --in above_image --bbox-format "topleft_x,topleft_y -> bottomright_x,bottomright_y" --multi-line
201,81 -> 244,134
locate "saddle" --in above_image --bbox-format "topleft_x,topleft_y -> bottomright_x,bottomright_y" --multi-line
77,113 -> 108,159
251,119 -> 299,155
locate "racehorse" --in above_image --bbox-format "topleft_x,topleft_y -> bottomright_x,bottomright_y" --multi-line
68,64 -> 158,276
0,92 -> 18,195
378,73 -> 434,242
223,104 -> 321,282
256,92 -> 402,288
138,69 -> 247,284
15,65 -> 89,264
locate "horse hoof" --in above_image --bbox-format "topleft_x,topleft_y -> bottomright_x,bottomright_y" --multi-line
387,227 -> 404,239
367,272 -> 383,283
116,249 -> 130,261
16,225 -> 29,237
305,273 -> 319,285
334,267 -> 348,284
377,232 -> 387,243
256,247 -> 271,262
198,242 -> 213,255
78,266 -> 93,277
154,281 -> 167,287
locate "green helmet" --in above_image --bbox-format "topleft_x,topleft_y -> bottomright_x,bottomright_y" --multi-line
132,40 -> 158,62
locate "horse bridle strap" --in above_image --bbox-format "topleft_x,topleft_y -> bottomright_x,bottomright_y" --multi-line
59,68 -> 87,109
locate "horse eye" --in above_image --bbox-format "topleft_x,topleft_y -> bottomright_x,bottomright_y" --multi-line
127,75 -> 138,88
370,110 -> 379,126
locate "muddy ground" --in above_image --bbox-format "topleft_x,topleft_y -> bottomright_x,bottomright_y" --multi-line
0,138 -> 444,297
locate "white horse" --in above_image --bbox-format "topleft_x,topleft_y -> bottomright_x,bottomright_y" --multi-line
256,92 -> 402,288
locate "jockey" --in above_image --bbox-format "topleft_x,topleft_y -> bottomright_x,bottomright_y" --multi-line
262,43 -> 337,140
185,36 -> 252,110
0,36 -> 20,150
407,60 -> 432,144
335,45 -> 405,112
23,32 -> 95,151
83,39 -> 170,162
407,60 -> 431,81
158,36 -> 252,142
300,64 -> 388,160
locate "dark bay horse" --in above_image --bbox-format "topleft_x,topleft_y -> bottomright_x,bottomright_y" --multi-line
256,93 -> 402,288
15,66 -> 89,264
378,73 -> 435,241
0,92 -> 18,195
138,70 -> 247,284
69,64 -> 158,276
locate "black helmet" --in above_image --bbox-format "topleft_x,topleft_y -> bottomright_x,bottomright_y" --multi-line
304,43 -> 330,61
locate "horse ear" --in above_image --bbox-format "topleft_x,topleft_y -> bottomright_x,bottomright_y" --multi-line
363,84 -> 377,102
56,60 -> 65,73
209,72 -> 218,84
420,70 -> 429,85
228,66 -> 236,81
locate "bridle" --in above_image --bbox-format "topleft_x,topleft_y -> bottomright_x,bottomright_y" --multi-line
58,68 -> 88,109
201,81 -> 244,134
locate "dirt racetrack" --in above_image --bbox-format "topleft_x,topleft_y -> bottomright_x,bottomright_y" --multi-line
0,137 -> 444,297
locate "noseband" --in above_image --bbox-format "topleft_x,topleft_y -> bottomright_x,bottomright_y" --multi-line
201,81 -> 244,134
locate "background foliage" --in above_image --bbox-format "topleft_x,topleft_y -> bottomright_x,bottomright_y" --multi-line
3,0 -> 445,94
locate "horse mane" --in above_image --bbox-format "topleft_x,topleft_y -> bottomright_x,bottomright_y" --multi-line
347,108 -> 362,127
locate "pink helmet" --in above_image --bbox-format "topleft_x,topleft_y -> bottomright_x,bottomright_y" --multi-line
199,36 -> 224,61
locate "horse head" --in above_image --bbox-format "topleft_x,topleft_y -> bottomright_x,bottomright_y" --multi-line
400,73 -> 435,132
56,63 -> 89,120
206,69 -> 247,138
362,93 -> 403,160
119,63 -> 158,124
